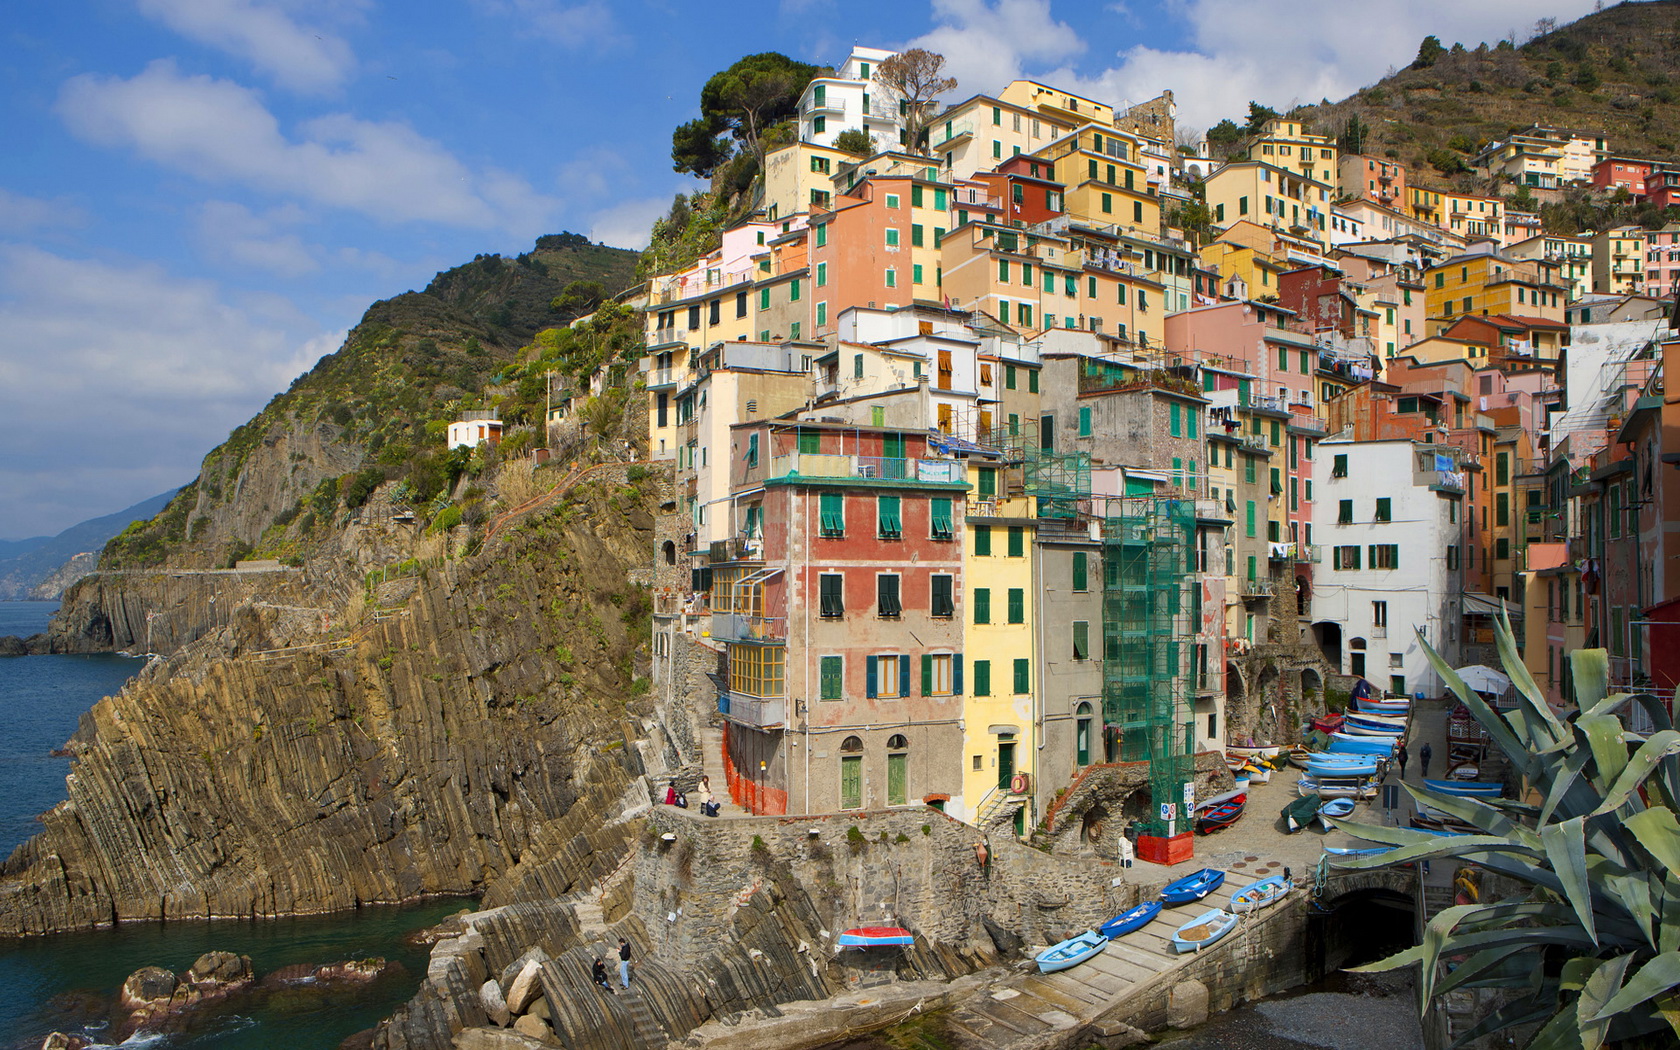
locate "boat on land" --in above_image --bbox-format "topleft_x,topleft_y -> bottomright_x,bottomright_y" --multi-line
1328,733 -> 1398,755
1317,797 -> 1357,827
1288,747 -> 1316,770
1230,874 -> 1293,913
1036,930 -> 1107,972
1297,774 -> 1379,799
1161,868 -> 1226,905
1342,713 -> 1408,736
1195,796 -> 1246,834
1171,908 -> 1239,952
1355,696 -> 1411,716
1305,755 -> 1381,777
1282,794 -> 1320,833
1423,777 -> 1501,797
837,927 -> 914,948
1310,712 -> 1345,734
1226,743 -> 1285,760
1098,900 -> 1162,939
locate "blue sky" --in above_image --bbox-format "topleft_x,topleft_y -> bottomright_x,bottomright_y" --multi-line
0,0 -> 1602,538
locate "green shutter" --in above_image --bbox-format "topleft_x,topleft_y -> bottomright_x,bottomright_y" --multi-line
878,495 -> 901,537
974,588 -> 990,623
1008,588 -> 1024,623
1078,406 -> 1092,436
931,497 -> 953,538
1013,658 -> 1029,694
974,660 -> 991,696
1170,402 -> 1181,436
820,491 -> 844,535
1072,551 -> 1087,591
1008,526 -> 1024,557
821,656 -> 842,699
1029,369 -> 1039,393
1073,620 -> 1089,660
799,429 -> 820,453
978,467 -> 996,497
975,525 -> 991,556
922,653 -> 933,696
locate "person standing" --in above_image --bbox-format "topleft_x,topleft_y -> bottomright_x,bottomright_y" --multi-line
1397,743 -> 1409,779
1419,742 -> 1433,778
618,937 -> 632,989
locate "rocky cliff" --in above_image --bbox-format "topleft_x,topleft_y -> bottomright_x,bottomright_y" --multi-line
0,469 -> 662,936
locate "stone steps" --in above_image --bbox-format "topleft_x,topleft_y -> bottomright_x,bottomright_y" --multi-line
696,722 -> 749,817
618,985 -> 669,1050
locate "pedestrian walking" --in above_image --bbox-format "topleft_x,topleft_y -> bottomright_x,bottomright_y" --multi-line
1397,743 -> 1409,779
1419,742 -> 1433,778
618,937 -> 632,989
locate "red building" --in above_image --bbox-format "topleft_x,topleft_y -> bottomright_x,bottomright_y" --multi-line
714,421 -> 968,815
1590,157 -> 1654,196
1277,265 -> 1359,339
975,154 -> 1066,228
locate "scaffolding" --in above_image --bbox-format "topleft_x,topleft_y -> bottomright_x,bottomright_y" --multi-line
980,429 -> 1093,519
1102,495 -> 1198,838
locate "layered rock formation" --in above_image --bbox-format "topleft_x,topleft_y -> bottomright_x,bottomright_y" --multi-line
0,471 -> 661,935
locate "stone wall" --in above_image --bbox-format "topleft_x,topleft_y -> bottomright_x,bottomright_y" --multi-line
1038,750 -> 1231,858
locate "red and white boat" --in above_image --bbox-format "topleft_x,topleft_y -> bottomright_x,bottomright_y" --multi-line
837,926 -> 914,949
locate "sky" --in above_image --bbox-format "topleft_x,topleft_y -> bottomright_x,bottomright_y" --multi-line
0,0 -> 1608,540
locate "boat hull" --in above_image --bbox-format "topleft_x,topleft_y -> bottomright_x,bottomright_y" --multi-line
1098,901 -> 1163,939
838,927 -> 915,948
1161,868 -> 1226,905
1171,908 -> 1238,952
1037,931 -> 1107,973
1230,875 -> 1293,913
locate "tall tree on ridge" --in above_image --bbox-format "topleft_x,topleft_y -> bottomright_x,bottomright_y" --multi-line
874,49 -> 957,156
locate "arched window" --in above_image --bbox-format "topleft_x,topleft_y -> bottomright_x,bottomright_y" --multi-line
840,735 -> 863,752
1075,702 -> 1093,767
887,734 -> 908,750
662,540 -> 677,565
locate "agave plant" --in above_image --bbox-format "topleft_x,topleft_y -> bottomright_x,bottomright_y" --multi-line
1325,613 -> 1680,1048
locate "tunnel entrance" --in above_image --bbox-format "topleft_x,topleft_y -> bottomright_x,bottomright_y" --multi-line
1311,887 -> 1418,972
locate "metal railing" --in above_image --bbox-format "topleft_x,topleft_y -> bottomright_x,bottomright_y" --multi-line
1241,576 -> 1276,597
936,120 -> 974,145
710,614 -> 786,643
717,691 -> 787,729
767,453 -> 963,484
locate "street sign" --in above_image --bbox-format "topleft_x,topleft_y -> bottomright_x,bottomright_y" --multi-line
1182,782 -> 1195,809
1160,802 -> 1176,822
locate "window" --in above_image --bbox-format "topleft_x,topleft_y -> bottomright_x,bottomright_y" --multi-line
1072,620 -> 1089,660
877,495 -> 901,539
1369,544 -> 1399,569
1170,402 -> 1182,436
885,228 -> 900,247
978,467 -> 996,497
885,194 -> 899,209
1446,545 -> 1460,571
1028,370 -> 1039,394
973,659 -> 991,696
730,644 -> 785,697
973,588 -> 991,623
1372,601 -> 1388,628
746,433 -> 759,467
1072,551 -> 1088,591
1078,406 -> 1092,436
1375,497 -> 1391,523
1007,587 -> 1025,624
1006,365 -> 1017,389
1246,500 -> 1256,538
815,224 -> 827,247
1013,658 -> 1030,694
877,574 -> 902,617
1338,499 -> 1353,525
820,656 -> 842,700
975,525 -> 992,556
869,654 -> 907,699
1333,544 -> 1361,569
885,268 -> 897,288
820,573 -> 844,617
922,653 -> 957,696
1496,492 -> 1509,526
931,575 -> 954,617
1008,526 -> 1025,557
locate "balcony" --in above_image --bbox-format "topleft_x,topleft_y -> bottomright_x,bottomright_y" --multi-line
717,691 -> 787,730
936,120 -> 974,146
1424,470 -> 1466,492
708,535 -> 764,564
969,498 -> 998,517
768,453 -> 965,485
650,327 -> 682,348
1294,543 -> 1322,564
1240,576 -> 1276,598
1289,414 -> 1328,435
710,614 -> 786,643
951,186 -> 1000,210
1241,433 -> 1270,452
647,368 -> 677,390
807,96 -> 846,116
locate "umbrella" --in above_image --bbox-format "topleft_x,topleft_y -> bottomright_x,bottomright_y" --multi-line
1455,664 -> 1511,695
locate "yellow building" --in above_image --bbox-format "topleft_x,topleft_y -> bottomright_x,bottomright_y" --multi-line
997,80 -> 1114,127
1032,126 -> 1159,235
1199,220 -> 1322,298
1244,117 -> 1337,185
1424,248 -> 1567,332
1205,160 -> 1332,245
960,462 -> 1038,834
1504,233 -> 1592,301
931,94 -> 1075,179
1406,188 -> 1503,240
761,141 -> 855,220
1591,226 -> 1646,296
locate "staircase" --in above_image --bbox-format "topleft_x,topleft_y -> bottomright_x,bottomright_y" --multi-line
695,721 -> 749,817
617,984 -> 670,1049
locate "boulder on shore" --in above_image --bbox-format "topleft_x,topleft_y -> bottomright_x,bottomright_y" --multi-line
0,635 -> 26,657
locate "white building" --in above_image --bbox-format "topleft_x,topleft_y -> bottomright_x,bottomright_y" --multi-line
1312,437 -> 1467,696
447,413 -> 502,450
1327,207 -> 1366,247
797,47 -> 904,152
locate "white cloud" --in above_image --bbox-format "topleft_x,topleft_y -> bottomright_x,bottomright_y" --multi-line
471,0 -> 618,46
57,60 -> 559,234
194,200 -> 318,277
0,245 -> 337,536
136,0 -> 360,93
1039,0 -> 1604,127
906,0 -> 1085,99
587,195 -> 669,251
0,188 -> 88,234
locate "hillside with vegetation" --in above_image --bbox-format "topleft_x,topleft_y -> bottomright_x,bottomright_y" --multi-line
1210,0 -> 1680,234
101,234 -> 644,570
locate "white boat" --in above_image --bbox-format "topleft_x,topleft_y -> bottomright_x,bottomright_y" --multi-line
1225,743 -> 1285,760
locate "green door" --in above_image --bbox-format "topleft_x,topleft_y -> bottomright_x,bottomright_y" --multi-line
1076,717 -> 1091,767
997,741 -> 1016,791
841,756 -> 863,809
887,753 -> 907,805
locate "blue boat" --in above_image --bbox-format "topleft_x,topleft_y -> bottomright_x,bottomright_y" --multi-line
1317,797 -> 1356,826
1098,900 -> 1162,939
1230,874 -> 1293,913
1423,777 -> 1502,797
1328,733 -> 1398,755
1343,712 -> 1408,735
1306,756 -> 1380,776
837,926 -> 914,948
1036,930 -> 1107,972
1171,908 -> 1239,952
1161,867 -> 1226,905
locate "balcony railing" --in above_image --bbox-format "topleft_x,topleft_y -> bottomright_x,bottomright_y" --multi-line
951,186 -> 1000,210
1425,470 -> 1466,492
936,120 -> 974,145
969,499 -> 998,516
1240,576 -> 1276,597
647,368 -> 676,389
1289,414 -> 1329,434
650,327 -> 681,346
768,453 -> 964,484
1294,543 -> 1322,564
717,691 -> 787,730
710,614 -> 786,643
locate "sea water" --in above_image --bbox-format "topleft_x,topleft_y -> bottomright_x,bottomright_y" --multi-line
0,601 -> 468,1049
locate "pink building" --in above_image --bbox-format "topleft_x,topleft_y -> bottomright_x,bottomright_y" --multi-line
1590,157 -> 1653,196
1645,223 -> 1680,298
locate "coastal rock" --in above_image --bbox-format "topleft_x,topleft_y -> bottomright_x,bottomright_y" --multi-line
1167,979 -> 1210,1028
480,979 -> 511,1026
506,960 -> 545,1014
39,1033 -> 91,1050
25,632 -> 51,654
455,1029 -> 548,1050
120,965 -> 178,1006
511,1014 -> 552,1042
0,635 -> 26,656
526,995 -> 551,1021
189,950 -> 254,984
